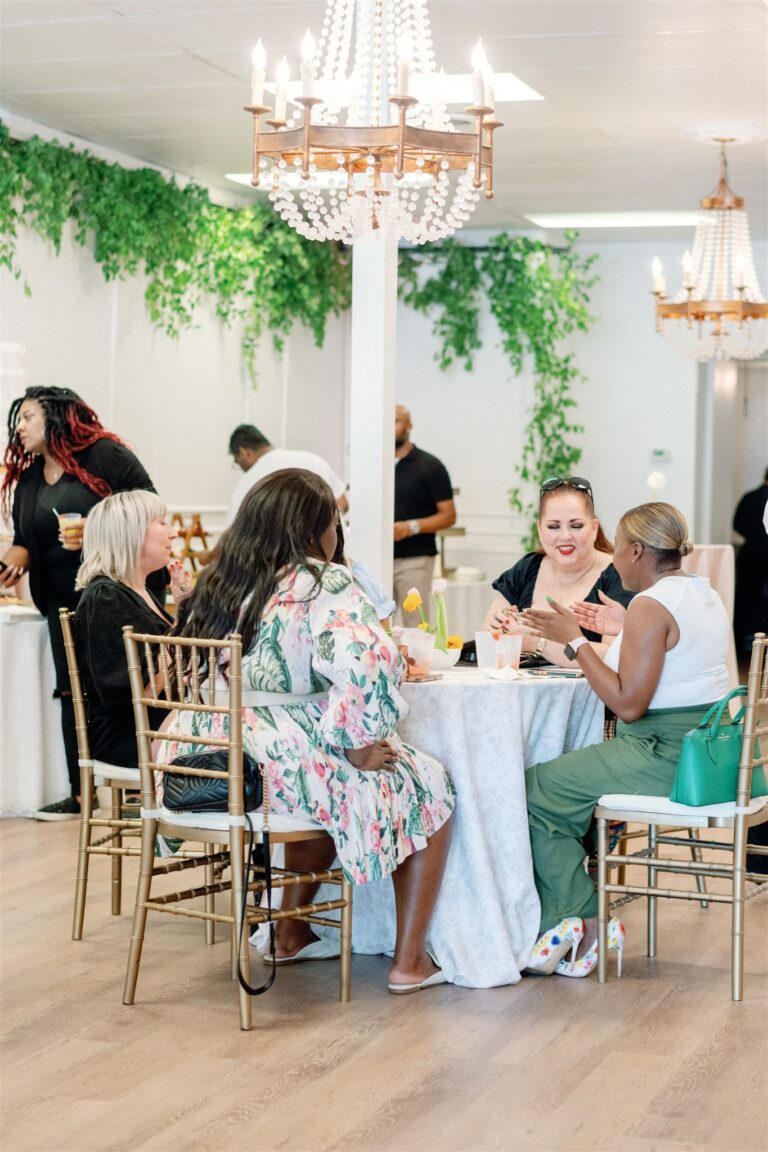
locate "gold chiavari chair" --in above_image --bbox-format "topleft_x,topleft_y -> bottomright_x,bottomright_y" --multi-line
60,608 -> 144,939
121,626 -> 353,1031
595,633 -> 768,999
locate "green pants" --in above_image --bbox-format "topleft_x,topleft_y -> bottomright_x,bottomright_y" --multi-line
525,706 -> 707,933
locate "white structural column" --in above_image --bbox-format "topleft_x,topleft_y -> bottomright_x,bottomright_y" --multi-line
348,231 -> 399,595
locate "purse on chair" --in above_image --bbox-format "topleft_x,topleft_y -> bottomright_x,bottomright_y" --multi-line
163,751 -> 263,812
669,687 -> 768,806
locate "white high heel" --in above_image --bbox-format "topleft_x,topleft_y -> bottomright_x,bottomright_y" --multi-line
555,918 -> 625,978
524,917 -> 584,976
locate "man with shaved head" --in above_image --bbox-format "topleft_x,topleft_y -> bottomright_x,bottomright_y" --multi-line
393,404 -> 456,625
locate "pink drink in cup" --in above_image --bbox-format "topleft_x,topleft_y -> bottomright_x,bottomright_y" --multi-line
496,634 -> 522,669
402,629 -> 436,677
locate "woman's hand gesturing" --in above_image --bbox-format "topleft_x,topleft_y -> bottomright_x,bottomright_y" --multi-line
345,741 -> 398,773
571,590 -> 626,637
521,599 -> 583,647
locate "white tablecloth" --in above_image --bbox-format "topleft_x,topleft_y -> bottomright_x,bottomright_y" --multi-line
349,667 -> 604,987
0,605 -> 69,816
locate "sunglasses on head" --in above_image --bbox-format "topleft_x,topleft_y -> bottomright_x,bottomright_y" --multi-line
540,476 -> 593,500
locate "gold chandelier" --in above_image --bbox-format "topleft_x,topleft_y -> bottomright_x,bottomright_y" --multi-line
652,140 -> 768,361
243,0 -> 502,245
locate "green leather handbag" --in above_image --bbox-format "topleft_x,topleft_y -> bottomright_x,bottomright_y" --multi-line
669,687 -> 768,807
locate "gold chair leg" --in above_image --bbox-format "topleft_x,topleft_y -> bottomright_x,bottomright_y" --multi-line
123,819 -> 156,1006
339,877 -> 353,1003
732,815 -> 747,1002
110,785 -> 123,916
597,816 -> 608,984
687,828 -> 709,909
229,825 -> 252,1031
647,824 -> 658,958
72,765 -> 94,941
204,843 -> 215,945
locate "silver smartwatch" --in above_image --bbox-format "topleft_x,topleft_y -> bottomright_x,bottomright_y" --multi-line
408,519 -> 421,536
563,636 -> 588,661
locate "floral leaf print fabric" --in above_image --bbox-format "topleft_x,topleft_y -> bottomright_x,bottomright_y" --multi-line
159,563 -> 455,883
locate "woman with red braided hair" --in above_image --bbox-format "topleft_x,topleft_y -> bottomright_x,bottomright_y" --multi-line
0,386 -> 161,819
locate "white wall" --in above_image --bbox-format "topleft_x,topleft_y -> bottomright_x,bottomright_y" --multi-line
3,126 -> 764,570
1,218 -> 349,527
393,238 -> 712,578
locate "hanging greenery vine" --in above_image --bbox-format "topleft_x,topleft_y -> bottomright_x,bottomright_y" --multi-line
2,123 -> 596,541
400,234 -> 597,545
0,123 -> 352,380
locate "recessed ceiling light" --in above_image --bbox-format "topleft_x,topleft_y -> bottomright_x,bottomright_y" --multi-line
524,211 -> 702,229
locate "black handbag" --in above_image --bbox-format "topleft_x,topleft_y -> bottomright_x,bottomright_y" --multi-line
163,751 -> 263,812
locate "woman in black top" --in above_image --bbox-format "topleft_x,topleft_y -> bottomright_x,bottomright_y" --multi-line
74,490 -> 187,768
481,477 -> 634,667
0,387 -> 161,818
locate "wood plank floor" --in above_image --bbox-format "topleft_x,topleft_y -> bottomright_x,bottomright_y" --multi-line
1,818 -> 766,1152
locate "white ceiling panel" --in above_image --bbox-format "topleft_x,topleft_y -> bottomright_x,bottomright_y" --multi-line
0,0 -> 765,237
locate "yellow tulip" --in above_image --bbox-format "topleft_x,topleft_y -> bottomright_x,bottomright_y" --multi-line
446,635 -> 463,649
402,590 -> 422,613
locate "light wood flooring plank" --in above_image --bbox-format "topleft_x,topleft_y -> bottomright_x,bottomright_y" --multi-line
1,818 -> 766,1152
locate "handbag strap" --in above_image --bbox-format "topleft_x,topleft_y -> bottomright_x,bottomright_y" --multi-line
697,686 -> 747,739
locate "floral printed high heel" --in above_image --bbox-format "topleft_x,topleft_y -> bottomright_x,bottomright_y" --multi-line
555,918 -> 625,978
524,917 -> 584,976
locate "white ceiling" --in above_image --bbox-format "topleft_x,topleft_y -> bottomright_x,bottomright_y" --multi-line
1,0 -> 767,240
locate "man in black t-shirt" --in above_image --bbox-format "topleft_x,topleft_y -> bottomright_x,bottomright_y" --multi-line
393,405 -> 456,625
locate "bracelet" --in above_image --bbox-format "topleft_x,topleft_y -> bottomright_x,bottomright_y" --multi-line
534,637 -> 547,657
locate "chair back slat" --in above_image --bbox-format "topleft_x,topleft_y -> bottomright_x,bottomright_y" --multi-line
59,608 -> 91,763
122,627 -> 244,817
736,633 -> 768,808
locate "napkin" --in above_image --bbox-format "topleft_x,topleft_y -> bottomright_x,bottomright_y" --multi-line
483,667 -> 523,682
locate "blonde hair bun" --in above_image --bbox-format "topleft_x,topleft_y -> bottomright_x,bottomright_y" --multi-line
619,502 -> 693,562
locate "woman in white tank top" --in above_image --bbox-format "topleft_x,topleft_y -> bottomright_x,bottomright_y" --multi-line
519,503 -> 729,979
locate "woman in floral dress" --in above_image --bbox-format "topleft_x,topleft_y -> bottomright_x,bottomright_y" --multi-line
169,468 -> 455,993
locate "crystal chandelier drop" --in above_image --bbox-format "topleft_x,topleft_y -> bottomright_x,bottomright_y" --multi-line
651,141 -> 768,361
244,0 -> 502,244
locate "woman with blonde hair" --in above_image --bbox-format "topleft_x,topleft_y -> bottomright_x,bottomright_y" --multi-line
519,502 -> 729,978
74,490 -> 188,769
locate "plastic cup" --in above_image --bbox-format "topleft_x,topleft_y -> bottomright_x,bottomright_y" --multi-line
402,628 -> 436,676
57,512 -> 84,551
496,634 -> 522,669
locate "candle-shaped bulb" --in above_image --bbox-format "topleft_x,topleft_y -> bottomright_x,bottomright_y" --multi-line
300,29 -> 316,97
734,253 -> 746,290
250,39 -> 266,105
484,67 -> 495,112
274,55 -> 290,121
471,39 -> 488,107
651,257 -> 666,294
397,31 -> 414,97
682,249 -> 693,289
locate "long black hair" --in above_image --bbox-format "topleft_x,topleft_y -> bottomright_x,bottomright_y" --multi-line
173,468 -> 338,653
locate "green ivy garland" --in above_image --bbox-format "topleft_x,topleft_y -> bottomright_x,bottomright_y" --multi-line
1,123 -> 596,540
0,123 -> 352,380
400,235 -> 597,545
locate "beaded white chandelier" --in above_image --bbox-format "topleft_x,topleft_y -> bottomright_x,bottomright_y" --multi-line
651,141 -> 768,361
244,0 -> 502,244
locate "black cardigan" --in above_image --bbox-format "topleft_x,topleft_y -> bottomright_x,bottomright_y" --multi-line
74,577 -> 172,767
11,439 -> 160,614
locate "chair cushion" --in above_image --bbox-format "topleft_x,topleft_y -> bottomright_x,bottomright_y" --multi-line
158,805 -> 322,835
93,761 -> 141,784
596,792 -> 768,827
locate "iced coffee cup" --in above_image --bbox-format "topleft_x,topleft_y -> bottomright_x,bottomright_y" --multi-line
57,512 -> 85,552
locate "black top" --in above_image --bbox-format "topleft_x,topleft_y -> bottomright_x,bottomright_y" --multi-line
394,445 -> 454,560
733,484 -> 768,563
74,577 -> 172,767
11,438 -> 160,614
492,552 -> 634,643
